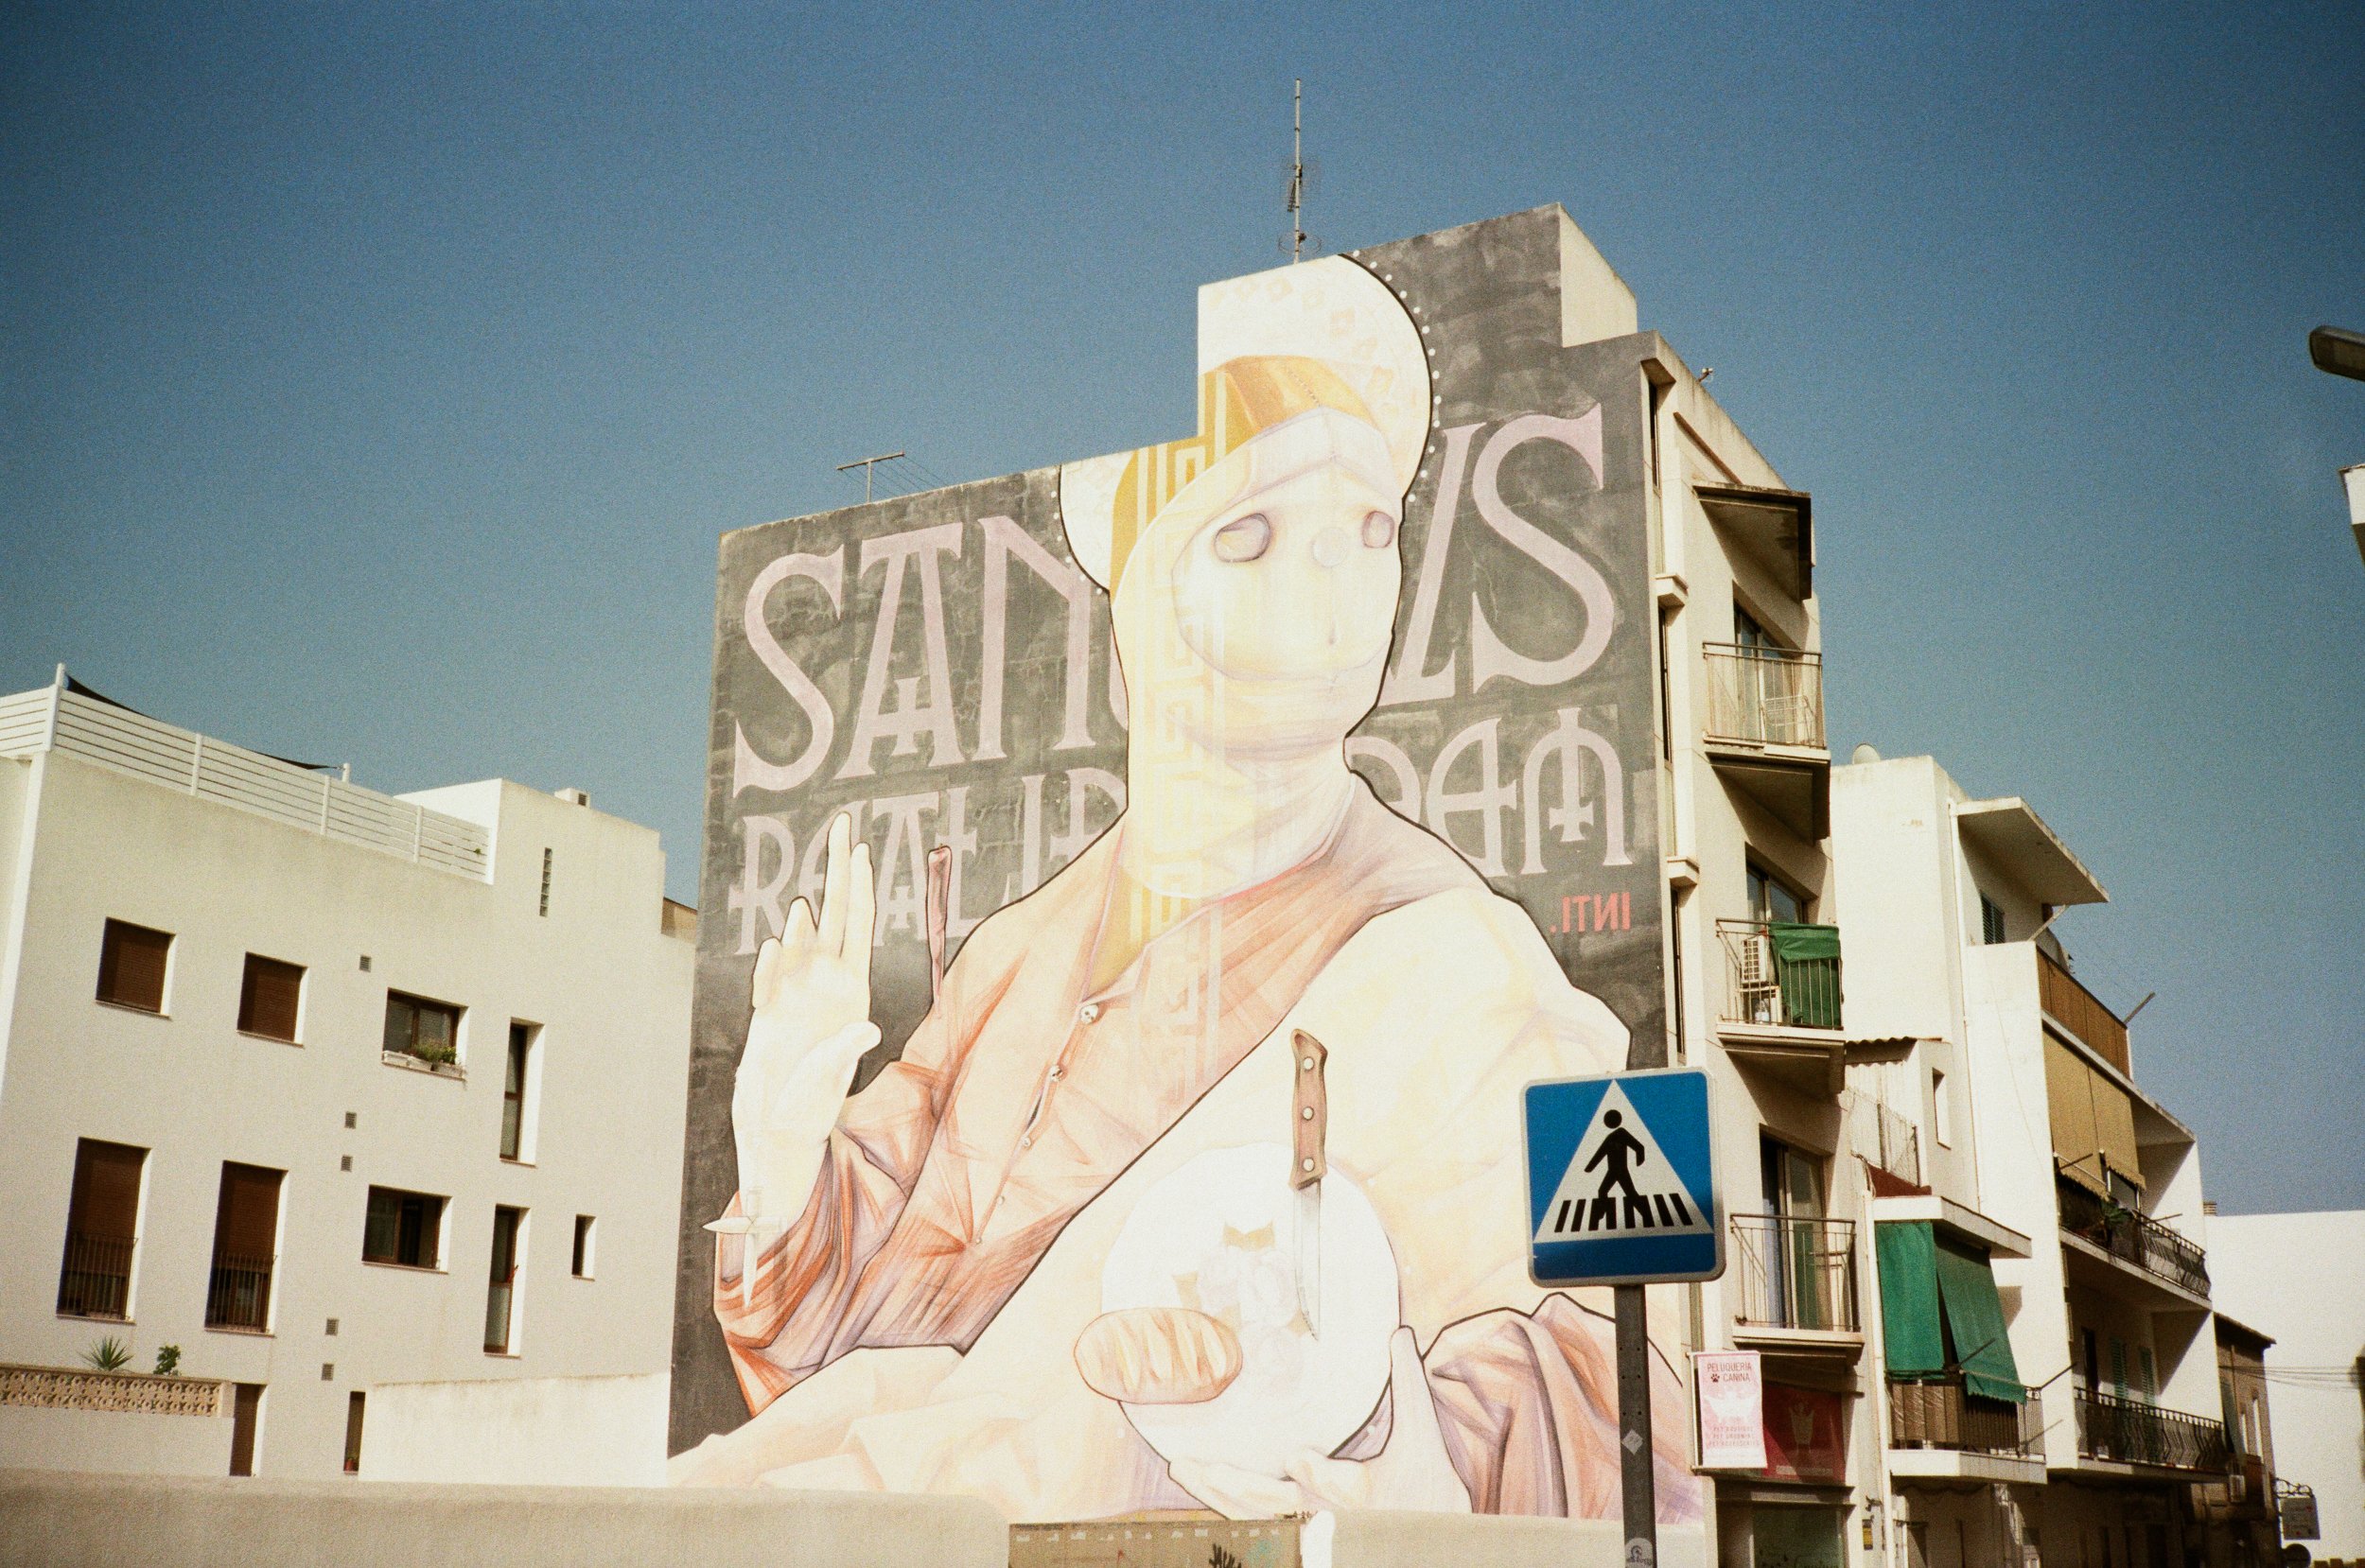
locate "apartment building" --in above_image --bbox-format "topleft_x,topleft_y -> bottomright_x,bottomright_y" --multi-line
0,672 -> 693,1481
1826,753 -> 2257,1568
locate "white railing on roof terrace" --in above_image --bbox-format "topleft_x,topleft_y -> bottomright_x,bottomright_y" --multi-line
0,682 -> 488,881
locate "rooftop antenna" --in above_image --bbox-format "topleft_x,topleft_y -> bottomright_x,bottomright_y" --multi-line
1284,79 -> 1314,264
835,450 -> 906,504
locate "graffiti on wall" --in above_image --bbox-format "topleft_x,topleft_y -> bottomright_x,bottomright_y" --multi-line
670,209 -> 1698,1524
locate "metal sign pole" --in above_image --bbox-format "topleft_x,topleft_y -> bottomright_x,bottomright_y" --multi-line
1616,1281 -> 1657,1568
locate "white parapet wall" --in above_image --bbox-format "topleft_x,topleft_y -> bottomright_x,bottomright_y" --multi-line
0,1470 -> 1008,1568
361,1372 -> 667,1487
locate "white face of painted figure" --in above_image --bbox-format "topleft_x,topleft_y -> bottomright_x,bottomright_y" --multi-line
1116,408 -> 1404,764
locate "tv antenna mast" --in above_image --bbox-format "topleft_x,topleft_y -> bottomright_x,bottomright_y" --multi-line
835,450 -> 905,503
1284,78 -> 1315,264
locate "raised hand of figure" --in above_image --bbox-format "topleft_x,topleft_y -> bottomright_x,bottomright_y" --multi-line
729,810 -> 880,1230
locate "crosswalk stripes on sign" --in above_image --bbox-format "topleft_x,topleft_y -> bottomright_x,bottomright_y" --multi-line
1531,1081 -> 1712,1244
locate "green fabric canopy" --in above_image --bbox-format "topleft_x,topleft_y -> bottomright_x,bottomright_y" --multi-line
1876,1221 -> 1946,1375
1768,921 -> 1843,1029
1935,1238 -> 2025,1403
1875,1220 -> 2028,1404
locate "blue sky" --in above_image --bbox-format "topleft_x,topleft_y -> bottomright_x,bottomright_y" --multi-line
3,2 -> 2358,1212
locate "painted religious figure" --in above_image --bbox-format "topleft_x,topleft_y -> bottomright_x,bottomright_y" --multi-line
672,256 -> 1701,1524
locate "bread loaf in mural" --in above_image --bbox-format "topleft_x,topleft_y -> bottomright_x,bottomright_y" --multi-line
1073,1307 -> 1243,1405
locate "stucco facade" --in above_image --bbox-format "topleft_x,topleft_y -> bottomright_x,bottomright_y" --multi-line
0,679 -> 693,1481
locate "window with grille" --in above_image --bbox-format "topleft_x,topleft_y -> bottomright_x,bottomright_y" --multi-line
238,955 -> 305,1042
362,1186 -> 446,1269
57,1139 -> 145,1319
206,1163 -> 282,1332
96,919 -> 172,1013
1980,894 -> 2007,946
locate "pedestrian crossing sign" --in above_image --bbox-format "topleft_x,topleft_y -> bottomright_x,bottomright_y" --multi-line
1523,1068 -> 1724,1286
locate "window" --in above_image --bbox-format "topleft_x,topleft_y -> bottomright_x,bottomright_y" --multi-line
499,1023 -> 537,1161
2137,1347 -> 2157,1404
1746,861 -> 1808,924
381,991 -> 462,1068
2110,1335 -> 2128,1400
570,1215 -> 596,1279
1734,604 -> 1775,650
342,1391 -> 366,1474
538,847 -> 552,917
1931,1068 -> 1953,1147
484,1206 -> 525,1353
57,1139 -> 146,1319
237,955 -> 305,1042
229,1383 -> 264,1476
362,1186 -> 446,1269
1979,894 -> 2007,946
206,1163 -> 282,1333
96,919 -> 171,1013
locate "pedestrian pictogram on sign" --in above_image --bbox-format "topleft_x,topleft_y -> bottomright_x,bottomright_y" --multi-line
1523,1068 -> 1723,1286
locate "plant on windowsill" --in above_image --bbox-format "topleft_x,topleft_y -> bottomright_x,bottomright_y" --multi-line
411,1041 -> 458,1066
81,1335 -> 132,1373
151,1344 -> 181,1376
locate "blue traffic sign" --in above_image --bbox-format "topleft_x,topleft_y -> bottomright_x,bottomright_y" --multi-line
1523,1068 -> 1724,1287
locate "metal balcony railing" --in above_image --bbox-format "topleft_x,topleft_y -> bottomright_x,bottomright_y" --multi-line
1703,643 -> 1826,751
1718,918 -> 1843,1031
55,1231 -> 135,1320
2057,1176 -> 2210,1298
2038,948 -> 2131,1075
2075,1389 -> 2232,1472
1845,1090 -> 1923,1193
1731,1214 -> 1860,1333
1888,1377 -> 2043,1457
204,1252 -> 273,1333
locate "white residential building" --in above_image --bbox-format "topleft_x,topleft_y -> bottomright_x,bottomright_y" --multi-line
0,673 -> 693,1482
2208,1210 -> 2365,1563
1831,752 -> 2251,1568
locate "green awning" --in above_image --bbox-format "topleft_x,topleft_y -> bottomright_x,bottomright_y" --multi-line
1876,1220 -> 1946,1377
1769,921 -> 1842,1029
1935,1238 -> 2026,1404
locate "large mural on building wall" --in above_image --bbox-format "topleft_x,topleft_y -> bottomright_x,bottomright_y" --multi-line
669,207 -> 1697,1523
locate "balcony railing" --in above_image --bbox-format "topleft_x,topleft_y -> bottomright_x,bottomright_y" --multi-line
1718,918 -> 1844,1031
1889,1377 -> 2043,1457
2057,1176 -> 2210,1298
1703,643 -> 1826,751
204,1252 -> 273,1333
2038,948 -> 2130,1075
55,1232 -> 135,1320
1731,1214 -> 1860,1333
2075,1389 -> 2231,1472
1845,1090 -> 1923,1193
0,683 -> 488,881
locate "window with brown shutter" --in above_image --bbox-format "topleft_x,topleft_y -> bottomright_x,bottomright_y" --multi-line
238,955 -> 305,1043
57,1139 -> 146,1319
206,1162 -> 282,1332
96,919 -> 172,1013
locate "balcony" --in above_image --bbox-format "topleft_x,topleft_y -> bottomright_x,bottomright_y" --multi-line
1702,643 -> 1828,837
204,1251 -> 273,1333
54,1232 -> 134,1320
1731,1215 -> 1860,1347
1845,1090 -> 1924,1196
2058,1175 -> 2210,1299
2075,1389 -> 2231,1473
2039,948 -> 2130,1075
1889,1377 -> 2043,1458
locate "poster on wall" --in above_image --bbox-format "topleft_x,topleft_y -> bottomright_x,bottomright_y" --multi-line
667,207 -> 1696,1524
1695,1350 -> 1768,1469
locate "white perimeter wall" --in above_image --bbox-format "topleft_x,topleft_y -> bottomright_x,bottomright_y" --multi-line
362,1371 -> 666,1486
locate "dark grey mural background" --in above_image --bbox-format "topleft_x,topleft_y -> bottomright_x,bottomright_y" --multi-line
669,206 -> 1669,1454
